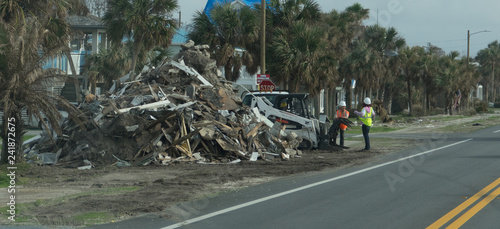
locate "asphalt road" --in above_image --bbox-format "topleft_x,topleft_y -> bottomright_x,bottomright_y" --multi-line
86,125 -> 500,229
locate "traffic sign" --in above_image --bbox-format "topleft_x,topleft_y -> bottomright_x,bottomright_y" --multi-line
257,74 -> 270,85
259,79 -> 276,91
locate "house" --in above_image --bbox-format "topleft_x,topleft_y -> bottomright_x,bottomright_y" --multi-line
42,14 -> 108,102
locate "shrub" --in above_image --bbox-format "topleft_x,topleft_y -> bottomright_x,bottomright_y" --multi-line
460,108 -> 477,116
431,107 -> 445,115
410,105 -> 425,116
474,100 -> 488,113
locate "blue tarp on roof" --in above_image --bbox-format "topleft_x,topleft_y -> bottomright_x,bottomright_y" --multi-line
172,27 -> 189,44
203,0 -> 269,14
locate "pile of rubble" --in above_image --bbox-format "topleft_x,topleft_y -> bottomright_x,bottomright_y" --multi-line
24,41 -> 303,168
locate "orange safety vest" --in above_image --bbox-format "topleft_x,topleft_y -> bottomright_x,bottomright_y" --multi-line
336,110 -> 350,130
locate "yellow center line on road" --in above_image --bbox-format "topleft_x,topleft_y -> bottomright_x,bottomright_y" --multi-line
446,186 -> 500,228
426,177 -> 500,229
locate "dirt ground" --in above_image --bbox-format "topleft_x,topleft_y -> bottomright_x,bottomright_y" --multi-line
2,112 -> 500,227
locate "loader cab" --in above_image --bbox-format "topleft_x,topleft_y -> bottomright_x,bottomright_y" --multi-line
242,91 -> 312,119
273,94 -> 312,119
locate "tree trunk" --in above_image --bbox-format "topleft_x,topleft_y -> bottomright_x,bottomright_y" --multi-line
63,48 -> 81,103
1,109 -> 23,164
388,92 -> 393,115
91,80 -> 97,95
492,66 -> 496,103
407,78 -> 412,116
346,86 -> 352,110
130,40 -> 143,81
324,87 -> 329,117
485,82 -> 489,102
380,84 -> 386,104
423,84 -> 427,115
332,88 -> 337,118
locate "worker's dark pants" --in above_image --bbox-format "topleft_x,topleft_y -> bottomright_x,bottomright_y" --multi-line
339,129 -> 345,146
362,125 -> 371,150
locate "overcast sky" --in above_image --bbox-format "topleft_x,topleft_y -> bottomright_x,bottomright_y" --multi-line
177,0 -> 500,58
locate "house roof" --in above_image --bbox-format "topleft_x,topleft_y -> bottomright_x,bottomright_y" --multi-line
203,0 -> 269,14
172,26 -> 190,44
67,14 -> 105,30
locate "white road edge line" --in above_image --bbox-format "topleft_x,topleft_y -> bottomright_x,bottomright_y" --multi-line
162,138 -> 473,229
353,134 -> 363,138
493,130 -> 500,133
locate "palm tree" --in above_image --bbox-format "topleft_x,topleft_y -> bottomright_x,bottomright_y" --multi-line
0,0 -> 83,163
436,52 -> 462,115
339,40 -> 373,109
420,44 -> 443,114
83,44 -> 132,93
269,20 -> 336,95
476,41 -> 500,103
399,46 -> 425,116
189,2 -> 260,81
103,0 -> 178,80
322,3 -> 369,111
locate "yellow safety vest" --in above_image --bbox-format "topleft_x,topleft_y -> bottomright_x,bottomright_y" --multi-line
359,107 -> 373,126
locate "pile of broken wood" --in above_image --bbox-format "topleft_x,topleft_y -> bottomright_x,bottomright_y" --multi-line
24,41 -> 303,168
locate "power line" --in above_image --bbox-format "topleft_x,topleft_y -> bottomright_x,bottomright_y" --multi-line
407,38 -> 467,46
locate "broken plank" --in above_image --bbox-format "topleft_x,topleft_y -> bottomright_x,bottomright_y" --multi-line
169,60 -> 213,87
118,99 -> 173,113
246,122 -> 263,138
250,152 -> 259,161
165,128 -> 201,151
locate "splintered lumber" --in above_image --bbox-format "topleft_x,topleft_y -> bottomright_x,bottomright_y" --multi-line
165,128 -> 201,153
181,116 -> 192,157
145,111 -> 177,130
169,60 -> 213,87
246,122 -> 264,138
118,99 -> 172,113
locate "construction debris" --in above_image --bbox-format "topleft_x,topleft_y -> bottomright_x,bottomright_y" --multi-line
24,41 -> 304,167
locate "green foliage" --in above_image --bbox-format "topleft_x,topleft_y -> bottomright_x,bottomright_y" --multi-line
74,212 -> 114,225
103,0 -> 178,77
189,2 -> 260,81
475,100 -> 489,113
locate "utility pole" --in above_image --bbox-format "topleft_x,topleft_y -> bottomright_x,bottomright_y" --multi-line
178,11 -> 181,27
260,0 -> 266,74
467,30 -> 470,64
467,30 -> 490,64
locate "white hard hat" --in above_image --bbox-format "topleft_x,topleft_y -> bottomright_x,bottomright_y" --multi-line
339,101 -> 346,107
364,97 -> 371,105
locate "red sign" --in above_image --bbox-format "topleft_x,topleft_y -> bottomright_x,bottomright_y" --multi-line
257,74 -> 270,85
259,80 -> 276,91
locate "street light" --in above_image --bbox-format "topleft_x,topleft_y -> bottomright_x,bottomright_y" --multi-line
467,30 -> 491,64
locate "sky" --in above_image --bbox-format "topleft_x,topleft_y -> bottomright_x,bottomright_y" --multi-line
177,0 -> 500,58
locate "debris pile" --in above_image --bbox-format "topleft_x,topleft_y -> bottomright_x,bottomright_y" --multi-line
24,41 -> 304,167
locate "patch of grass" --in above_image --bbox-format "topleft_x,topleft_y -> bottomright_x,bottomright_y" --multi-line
0,186 -> 142,225
0,162 -> 32,188
0,135 -> 36,147
27,186 -> 142,208
0,201 -> 37,224
436,115 -> 500,133
74,211 -> 115,225
428,116 -> 468,122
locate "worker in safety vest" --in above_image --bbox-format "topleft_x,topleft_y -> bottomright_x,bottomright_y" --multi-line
354,97 -> 376,150
334,101 -> 349,146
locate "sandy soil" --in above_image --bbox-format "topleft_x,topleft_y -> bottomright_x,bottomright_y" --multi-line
1,112 -> 499,227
